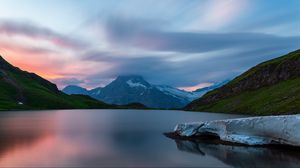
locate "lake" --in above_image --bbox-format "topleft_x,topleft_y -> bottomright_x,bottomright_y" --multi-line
0,109 -> 299,167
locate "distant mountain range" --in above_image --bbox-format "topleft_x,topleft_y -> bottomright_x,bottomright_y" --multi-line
63,75 -> 227,109
186,49 -> 300,115
2,48 -> 300,114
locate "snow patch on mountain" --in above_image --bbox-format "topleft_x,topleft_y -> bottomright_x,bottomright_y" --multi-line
156,85 -> 200,101
91,89 -> 101,95
126,79 -> 147,88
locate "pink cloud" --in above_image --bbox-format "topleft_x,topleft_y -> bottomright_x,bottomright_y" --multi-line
0,20 -> 88,50
178,82 -> 214,92
0,41 -> 66,79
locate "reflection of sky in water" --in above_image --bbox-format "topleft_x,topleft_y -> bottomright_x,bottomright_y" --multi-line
2,109 -> 292,167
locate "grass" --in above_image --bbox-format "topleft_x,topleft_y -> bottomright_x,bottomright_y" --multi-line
226,49 -> 300,86
188,49 -> 300,115
195,78 -> 300,115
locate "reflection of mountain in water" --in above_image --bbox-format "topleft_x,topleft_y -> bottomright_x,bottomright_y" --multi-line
173,140 -> 300,168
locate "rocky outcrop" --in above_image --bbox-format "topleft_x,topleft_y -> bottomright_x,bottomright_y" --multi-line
170,115 -> 300,146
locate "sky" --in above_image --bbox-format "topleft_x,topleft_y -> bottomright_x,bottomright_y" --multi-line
0,0 -> 299,91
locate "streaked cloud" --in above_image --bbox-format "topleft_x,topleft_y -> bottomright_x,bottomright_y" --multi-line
178,83 -> 214,92
0,0 -> 299,89
103,17 -> 300,53
0,20 -> 88,50
186,0 -> 249,31
52,78 -> 85,89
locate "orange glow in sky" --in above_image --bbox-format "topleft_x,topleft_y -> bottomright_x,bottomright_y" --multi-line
178,82 -> 213,92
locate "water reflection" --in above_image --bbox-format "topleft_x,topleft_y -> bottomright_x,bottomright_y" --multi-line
0,112 -> 57,167
0,110 -> 258,167
172,139 -> 300,168
0,111 -> 131,167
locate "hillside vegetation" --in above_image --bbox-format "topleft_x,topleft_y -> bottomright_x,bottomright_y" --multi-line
185,49 -> 300,115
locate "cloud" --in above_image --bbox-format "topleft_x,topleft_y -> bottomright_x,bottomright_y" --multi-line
231,0 -> 300,34
178,82 -> 214,92
80,16 -> 300,88
0,0 -> 299,92
0,41 -> 56,55
0,20 -> 88,50
103,17 -> 300,53
51,78 -> 85,89
188,0 -> 248,30
0,20 -> 94,87
0,40 -> 74,81
9,15 -> 297,89
80,43 -> 299,88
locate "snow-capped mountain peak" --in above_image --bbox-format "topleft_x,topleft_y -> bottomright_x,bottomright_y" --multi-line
62,75 -> 228,109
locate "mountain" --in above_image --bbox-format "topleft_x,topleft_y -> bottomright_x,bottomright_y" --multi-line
185,49 -> 300,115
63,75 -> 228,109
155,85 -> 199,102
62,85 -> 89,95
62,76 -> 191,109
89,87 -> 103,97
62,85 -> 103,97
0,55 -> 113,110
89,75 -> 188,109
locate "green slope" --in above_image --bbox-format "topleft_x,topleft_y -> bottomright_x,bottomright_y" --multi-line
0,55 -> 113,110
185,49 -> 300,115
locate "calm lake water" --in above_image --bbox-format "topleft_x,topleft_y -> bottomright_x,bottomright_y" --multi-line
0,109 -> 299,167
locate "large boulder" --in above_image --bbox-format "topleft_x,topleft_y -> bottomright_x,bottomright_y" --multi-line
173,115 -> 300,146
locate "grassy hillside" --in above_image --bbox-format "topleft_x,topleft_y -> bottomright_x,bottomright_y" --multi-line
185,49 -> 300,115
0,56 -> 113,110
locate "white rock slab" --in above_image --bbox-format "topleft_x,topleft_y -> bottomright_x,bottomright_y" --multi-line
174,115 -> 300,146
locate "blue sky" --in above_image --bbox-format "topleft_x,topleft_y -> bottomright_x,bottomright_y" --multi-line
0,0 -> 299,90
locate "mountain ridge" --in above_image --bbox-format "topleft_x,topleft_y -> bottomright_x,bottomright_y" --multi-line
185,49 -> 300,115
0,55 -> 114,110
